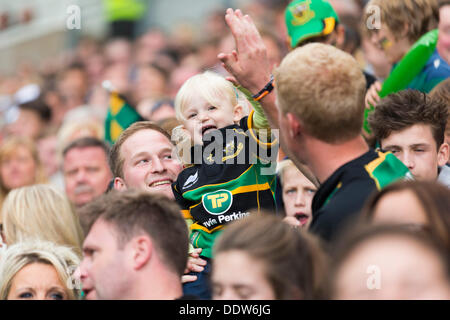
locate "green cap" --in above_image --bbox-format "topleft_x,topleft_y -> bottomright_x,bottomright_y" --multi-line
285,0 -> 339,48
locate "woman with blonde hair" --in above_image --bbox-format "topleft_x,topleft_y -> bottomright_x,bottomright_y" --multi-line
0,240 -> 81,300
1,184 -> 84,255
0,137 -> 47,211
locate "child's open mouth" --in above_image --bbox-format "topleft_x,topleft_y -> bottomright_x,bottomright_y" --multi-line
201,125 -> 217,136
294,213 -> 310,226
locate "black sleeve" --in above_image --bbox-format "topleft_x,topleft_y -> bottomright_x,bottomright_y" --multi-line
310,178 -> 378,243
172,180 -> 193,219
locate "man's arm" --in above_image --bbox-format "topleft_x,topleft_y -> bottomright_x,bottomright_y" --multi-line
218,8 -> 279,129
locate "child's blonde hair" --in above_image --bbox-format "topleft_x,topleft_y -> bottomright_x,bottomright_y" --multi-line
276,159 -> 320,188
173,71 -> 251,165
174,71 -> 249,121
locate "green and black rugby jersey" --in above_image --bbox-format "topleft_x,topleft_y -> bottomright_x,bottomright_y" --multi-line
310,149 -> 411,243
172,111 -> 278,258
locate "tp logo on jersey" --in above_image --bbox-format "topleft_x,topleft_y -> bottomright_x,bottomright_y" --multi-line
202,189 -> 233,215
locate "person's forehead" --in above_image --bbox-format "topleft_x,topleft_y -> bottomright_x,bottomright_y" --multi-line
183,95 -> 211,111
3,146 -> 33,159
283,166 -> 314,187
440,5 -> 450,17
121,129 -> 173,154
12,262 -> 62,286
64,146 -> 108,164
84,219 -> 117,248
349,235 -> 432,265
383,124 -> 436,146
19,108 -> 41,118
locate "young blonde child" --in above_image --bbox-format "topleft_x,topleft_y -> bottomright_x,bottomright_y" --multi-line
172,71 -> 278,299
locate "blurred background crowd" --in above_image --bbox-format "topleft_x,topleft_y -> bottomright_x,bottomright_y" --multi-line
0,0 -> 448,301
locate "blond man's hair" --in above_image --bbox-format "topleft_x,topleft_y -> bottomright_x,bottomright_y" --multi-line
274,43 -> 366,144
1,184 -> 84,256
0,240 -> 81,300
364,0 -> 439,43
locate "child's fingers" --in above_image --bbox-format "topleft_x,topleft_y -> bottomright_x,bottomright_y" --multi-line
189,257 -> 207,267
375,81 -> 382,92
225,76 -> 239,86
188,261 -> 205,273
365,83 -> 381,108
181,275 -> 198,284
283,216 -> 301,228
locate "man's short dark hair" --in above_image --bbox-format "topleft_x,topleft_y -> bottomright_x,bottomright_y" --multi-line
368,89 -> 448,147
19,97 -> 52,123
79,190 -> 189,277
63,137 -> 110,158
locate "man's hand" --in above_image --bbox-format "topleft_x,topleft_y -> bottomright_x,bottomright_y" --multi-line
218,8 -> 272,94
365,81 -> 382,109
219,8 -> 279,129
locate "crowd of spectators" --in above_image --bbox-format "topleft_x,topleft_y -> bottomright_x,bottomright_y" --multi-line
0,0 -> 449,300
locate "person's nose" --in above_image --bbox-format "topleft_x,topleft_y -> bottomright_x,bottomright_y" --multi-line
294,190 -> 306,207
78,258 -> 90,281
36,292 -> 47,300
150,156 -> 166,173
401,151 -> 415,170
198,110 -> 210,122
75,169 -> 88,183
74,264 -> 83,281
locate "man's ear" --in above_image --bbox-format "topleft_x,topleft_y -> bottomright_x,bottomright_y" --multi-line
113,177 -> 127,191
335,24 -> 346,49
286,37 -> 293,51
233,104 -> 245,122
437,142 -> 449,167
286,112 -> 302,139
130,236 -> 152,270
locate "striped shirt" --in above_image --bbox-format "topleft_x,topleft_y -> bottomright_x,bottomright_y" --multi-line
172,111 -> 278,258
310,150 -> 411,242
